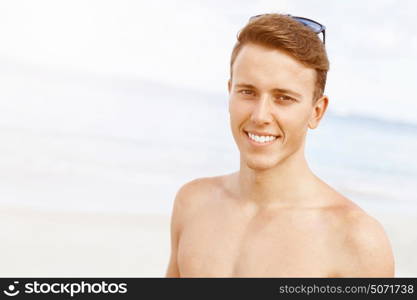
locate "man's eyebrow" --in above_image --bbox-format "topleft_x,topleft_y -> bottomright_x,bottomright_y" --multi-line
234,83 -> 302,98
272,88 -> 302,98
235,83 -> 257,89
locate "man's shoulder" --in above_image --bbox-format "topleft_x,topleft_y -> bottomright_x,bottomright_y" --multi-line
323,190 -> 391,254
323,195 -> 395,277
175,175 -> 221,199
343,208 -> 393,258
320,188 -> 386,239
315,181 -> 375,226
313,184 -> 394,276
173,175 -> 227,214
337,204 -> 387,245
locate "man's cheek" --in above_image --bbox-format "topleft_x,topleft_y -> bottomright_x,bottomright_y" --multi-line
284,122 -> 307,142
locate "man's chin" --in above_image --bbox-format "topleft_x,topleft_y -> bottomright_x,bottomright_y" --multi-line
244,157 -> 281,171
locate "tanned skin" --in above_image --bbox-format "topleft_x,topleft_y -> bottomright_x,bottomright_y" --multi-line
166,43 -> 394,277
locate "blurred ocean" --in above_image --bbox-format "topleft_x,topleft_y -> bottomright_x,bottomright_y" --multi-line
307,114 -> 417,215
0,62 -> 416,215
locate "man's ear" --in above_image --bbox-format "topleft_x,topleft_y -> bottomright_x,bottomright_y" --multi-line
308,95 -> 329,129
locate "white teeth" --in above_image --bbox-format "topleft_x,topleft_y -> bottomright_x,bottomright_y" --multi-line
248,132 -> 277,143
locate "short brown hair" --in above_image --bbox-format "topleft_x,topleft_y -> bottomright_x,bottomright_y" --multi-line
230,14 -> 329,101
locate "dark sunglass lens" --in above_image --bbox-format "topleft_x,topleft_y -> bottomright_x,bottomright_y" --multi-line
293,17 -> 323,33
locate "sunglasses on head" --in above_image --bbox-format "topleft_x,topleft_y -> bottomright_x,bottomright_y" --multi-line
249,14 -> 326,45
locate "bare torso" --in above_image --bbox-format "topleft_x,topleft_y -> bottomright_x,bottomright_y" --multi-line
175,173 -> 364,277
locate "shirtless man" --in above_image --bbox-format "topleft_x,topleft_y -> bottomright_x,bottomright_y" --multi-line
165,13 -> 394,277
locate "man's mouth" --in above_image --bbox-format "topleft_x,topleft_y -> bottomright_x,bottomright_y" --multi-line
244,130 -> 281,144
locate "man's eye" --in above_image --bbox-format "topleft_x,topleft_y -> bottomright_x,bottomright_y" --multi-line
239,89 -> 254,95
276,95 -> 295,102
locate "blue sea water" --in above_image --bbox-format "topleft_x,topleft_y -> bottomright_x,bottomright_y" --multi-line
307,114 -> 417,214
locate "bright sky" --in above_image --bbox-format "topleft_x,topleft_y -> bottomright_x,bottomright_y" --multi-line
1,0 -> 416,123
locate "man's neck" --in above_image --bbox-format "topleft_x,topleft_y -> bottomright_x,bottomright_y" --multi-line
236,150 -> 319,209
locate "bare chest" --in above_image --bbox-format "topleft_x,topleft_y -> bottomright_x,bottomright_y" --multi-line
177,213 -> 336,277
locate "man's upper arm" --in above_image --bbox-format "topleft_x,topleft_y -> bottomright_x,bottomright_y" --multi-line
165,179 -> 204,277
343,213 -> 395,277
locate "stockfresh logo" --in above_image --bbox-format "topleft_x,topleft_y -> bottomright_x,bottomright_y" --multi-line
3,281 -> 20,297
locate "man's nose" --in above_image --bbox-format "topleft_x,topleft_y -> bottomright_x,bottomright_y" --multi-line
250,95 -> 274,125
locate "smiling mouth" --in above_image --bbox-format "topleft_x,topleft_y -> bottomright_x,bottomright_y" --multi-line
244,130 -> 281,145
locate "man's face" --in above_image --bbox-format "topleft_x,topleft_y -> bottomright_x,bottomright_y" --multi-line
228,43 -> 327,170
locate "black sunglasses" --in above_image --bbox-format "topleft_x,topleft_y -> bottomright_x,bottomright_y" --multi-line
249,14 -> 326,44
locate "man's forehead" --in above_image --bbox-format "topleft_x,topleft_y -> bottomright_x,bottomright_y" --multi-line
231,43 -> 316,95
234,44 -> 314,76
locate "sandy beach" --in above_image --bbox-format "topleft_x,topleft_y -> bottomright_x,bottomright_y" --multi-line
0,205 -> 415,277
0,205 -> 170,277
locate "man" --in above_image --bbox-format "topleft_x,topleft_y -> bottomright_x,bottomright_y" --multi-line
165,13 -> 394,277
